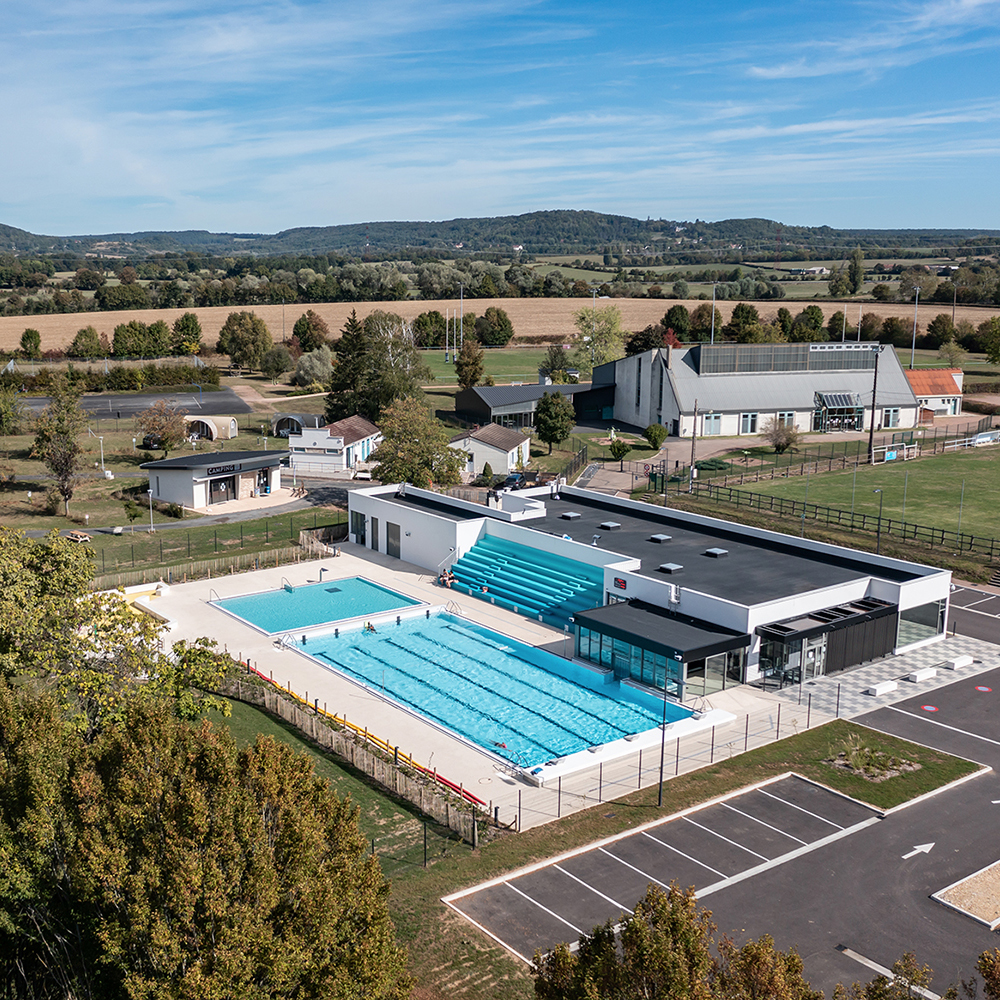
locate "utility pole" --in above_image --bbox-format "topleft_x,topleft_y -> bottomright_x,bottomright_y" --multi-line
909,286 -> 920,369
688,400 -> 698,493
868,346 -> 883,464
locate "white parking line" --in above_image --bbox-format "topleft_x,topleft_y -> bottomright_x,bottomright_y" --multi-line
504,882 -> 583,935
598,847 -> 672,890
683,817 -> 771,861
553,865 -> 633,915
642,831 -> 729,879
886,706 -> 1000,747
835,946 -> 940,1000
757,788 -> 845,829
720,802 -> 809,845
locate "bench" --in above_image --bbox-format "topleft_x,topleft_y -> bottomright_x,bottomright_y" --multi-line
866,680 -> 898,696
907,666 -> 937,683
66,531 -> 92,544
944,654 -> 974,671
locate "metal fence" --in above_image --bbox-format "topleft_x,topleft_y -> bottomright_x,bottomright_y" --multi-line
691,482 -> 1000,559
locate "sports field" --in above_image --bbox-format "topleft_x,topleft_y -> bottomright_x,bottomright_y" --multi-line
732,446 -> 1000,538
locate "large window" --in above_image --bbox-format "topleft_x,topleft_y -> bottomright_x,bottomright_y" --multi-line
703,413 -> 721,435
635,357 -> 642,409
897,600 -> 945,647
883,407 -> 900,428
740,412 -> 758,434
777,411 -> 795,427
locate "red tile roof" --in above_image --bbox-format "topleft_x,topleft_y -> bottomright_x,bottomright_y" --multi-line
904,368 -> 962,396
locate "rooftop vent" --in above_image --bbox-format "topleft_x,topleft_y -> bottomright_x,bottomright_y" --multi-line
704,547 -> 728,558
648,533 -> 671,544
599,521 -> 621,531
560,511 -> 581,521
658,563 -> 683,574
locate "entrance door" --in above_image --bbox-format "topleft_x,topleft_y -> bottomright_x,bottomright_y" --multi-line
370,516 -> 379,552
386,522 -> 401,559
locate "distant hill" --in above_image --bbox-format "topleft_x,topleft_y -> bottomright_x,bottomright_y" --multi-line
2,210 -> 998,258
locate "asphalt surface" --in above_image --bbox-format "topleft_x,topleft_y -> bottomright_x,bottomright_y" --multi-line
21,388 -> 252,417
449,668 -> 1000,996
948,586 -> 1000,644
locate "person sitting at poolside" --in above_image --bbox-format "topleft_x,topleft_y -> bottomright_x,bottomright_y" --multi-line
438,571 -> 446,586
481,585 -> 489,594
364,621 -> 377,634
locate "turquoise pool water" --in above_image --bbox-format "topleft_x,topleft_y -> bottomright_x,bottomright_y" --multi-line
296,613 -> 692,766
213,577 -> 421,634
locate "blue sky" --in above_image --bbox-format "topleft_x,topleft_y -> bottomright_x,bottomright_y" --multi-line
2,0 -> 999,235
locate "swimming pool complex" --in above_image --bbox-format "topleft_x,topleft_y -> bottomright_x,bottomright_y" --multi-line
213,577 -> 421,633
294,612 -> 692,767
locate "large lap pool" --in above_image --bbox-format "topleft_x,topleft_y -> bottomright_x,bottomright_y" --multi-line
294,612 -> 692,767
213,577 -> 421,634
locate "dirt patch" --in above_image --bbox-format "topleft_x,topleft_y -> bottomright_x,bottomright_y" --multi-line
937,860 -> 1000,928
823,751 -> 921,783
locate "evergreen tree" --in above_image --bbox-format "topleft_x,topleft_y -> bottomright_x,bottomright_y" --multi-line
455,336 -> 485,390
534,391 -> 576,454
848,246 -> 865,294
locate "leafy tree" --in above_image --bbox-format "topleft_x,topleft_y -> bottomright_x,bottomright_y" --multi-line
134,400 -> 188,456
534,884 -> 715,1000
474,306 -> 515,346
292,309 -> 331,352
663,303 -> 691,340
171,311 -> 203,355
760,417 -> 800,454
262,345 -> 295,384
0,687 -> 411,1000
690,303 -> 722,339
413,310 -> 446,347
534,391 -> 576,454
542,344 -> 570,377
644,423 -> 667,450
924,313 -> 956,349
326,310 -> 431,423
20,328 -> 41,359
672,279 -> 690,297
776,307 -> 794,337
827,310 -> 847,341
978,316 -> 1000,364
370,396 -> 463,487
146,319 -> 172,356
938,339 -> 968,367
117,264 -> 138,284
976,947 -> 1000,1000
833,952 -> 934,1000
216,311 -> 273,370
609,437 -> 632,470
790,305 -> 826,342
723,302 -> 760,340
828,263 -> 851,297
715,934 -> 822,1000
95,282 -> 151,310
0,387 -> 26,436
571,304 -> 625,376
73,266 -> 105,290
881,316 -> 911,348
292,345 -> 334,387
455,336 -> 485,390
626,324 -> 666,355
859,312 -> 882,340
30,377 -> 88,516
67,325 -> 103,358
848,246 -> 865,293
122,497 -> 142,533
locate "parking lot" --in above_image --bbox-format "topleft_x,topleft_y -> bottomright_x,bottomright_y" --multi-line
447,667 -> 1000,996
948,586 -> 1000,645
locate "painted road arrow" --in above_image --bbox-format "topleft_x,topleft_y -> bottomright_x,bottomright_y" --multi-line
902,843 -> 935,859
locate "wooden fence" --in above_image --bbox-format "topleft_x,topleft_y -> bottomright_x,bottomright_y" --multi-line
223,676 -> 482,845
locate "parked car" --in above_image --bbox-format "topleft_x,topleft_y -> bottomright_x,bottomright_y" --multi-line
503,473 -> 527,490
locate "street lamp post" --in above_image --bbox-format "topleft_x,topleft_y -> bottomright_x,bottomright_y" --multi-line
873,489 -> 884,555
98,436 -> 104,474
710,284 -> 717,344
909,287 -> 920,369
147,490 -> 155,533
657,676 -> 669,807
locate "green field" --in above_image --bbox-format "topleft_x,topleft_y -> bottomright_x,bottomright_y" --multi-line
419,345 -> 558,384
730,446 -> 1000,537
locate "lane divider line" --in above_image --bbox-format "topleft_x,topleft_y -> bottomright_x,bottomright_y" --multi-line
720,802 -> 809,845
597,847 -> 673,890
553,864 -> 633,915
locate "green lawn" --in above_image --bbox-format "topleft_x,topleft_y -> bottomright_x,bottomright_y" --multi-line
419,346 -> 557,384
726,446 -> 1000,537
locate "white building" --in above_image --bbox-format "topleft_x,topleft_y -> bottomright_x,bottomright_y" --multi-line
141,450 -> 288,509
904,368 -> 964,419
287,415 -> 381,477
346,484 -> 950,702
601,342 -> 920,438
449,424 -> 531,477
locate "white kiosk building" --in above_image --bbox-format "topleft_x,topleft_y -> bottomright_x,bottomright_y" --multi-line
141,450 -> 289,509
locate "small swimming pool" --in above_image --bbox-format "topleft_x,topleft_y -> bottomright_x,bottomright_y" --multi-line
213,577 -> 421,634
294,612 -> 692,767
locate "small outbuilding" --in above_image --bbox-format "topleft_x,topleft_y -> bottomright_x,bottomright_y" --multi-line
141,450 -> 289,509
183,415 -> 239,441
271,413 -> 327,437
903,368 -> 964,420
449,424 -> 530,476
287,415 -> 381,477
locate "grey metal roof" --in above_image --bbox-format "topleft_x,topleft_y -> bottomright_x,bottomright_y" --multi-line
668,347 -> 917,413
450,423 -> 527,451
468,382 -> 592,408
140,450 -> 289,471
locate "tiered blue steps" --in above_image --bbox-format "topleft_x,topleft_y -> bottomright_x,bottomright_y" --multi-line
449,536 -> 603,630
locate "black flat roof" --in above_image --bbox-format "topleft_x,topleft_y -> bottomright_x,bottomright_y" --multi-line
574,600 -> 750,661
140,450 -> 289,471
535,493 -> 918,603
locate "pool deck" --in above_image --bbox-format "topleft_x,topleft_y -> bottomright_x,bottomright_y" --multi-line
148,543 -> 1000,832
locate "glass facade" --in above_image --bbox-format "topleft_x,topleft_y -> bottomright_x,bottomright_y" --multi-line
576,627 -> 745,702
758,634 -> 827,688
897,600 -> 945,647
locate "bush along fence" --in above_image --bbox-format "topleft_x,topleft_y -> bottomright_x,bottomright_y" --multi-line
691,482 -> 1000,559
92,545 -> 324,591
222,668 -> 487,846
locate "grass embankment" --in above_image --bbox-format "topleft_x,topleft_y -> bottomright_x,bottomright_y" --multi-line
711,446 -> 1000,539
212,696 -> 979,1000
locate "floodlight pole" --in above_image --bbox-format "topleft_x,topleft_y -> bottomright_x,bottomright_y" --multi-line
657,681 -> 669,807
710,284 -> 717,345
688,400 -> 698,493
909,287 -> 920,369
147,490 -> 155,533
867,346 -> 883,464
